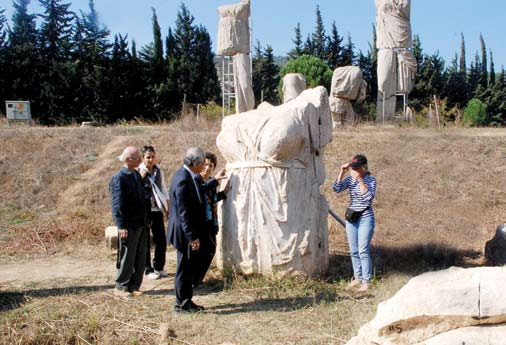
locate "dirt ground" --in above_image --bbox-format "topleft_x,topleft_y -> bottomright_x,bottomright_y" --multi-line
1,123 -> 505,344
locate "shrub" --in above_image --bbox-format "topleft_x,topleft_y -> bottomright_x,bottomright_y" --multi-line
278,55 -> 333,101
462,98 -> 489,126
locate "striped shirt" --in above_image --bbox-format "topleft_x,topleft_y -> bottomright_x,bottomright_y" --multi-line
333,173 -> 377,219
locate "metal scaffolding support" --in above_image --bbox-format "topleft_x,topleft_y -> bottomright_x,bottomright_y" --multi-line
221,56 -> 236,118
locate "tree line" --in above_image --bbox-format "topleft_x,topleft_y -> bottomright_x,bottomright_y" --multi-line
0,0 -> 219,124
1,1 -> 504,126
253,5 -> 506,126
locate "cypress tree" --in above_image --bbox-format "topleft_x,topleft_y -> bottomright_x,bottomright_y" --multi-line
252,40 -> 264,104
489,49 -> 495,86
479,34 -> 487,88
150,7 -> 164,84
325,21 -> 342,69
311,5 -> 326,60
288,22 -> 303,60
341,33 -> 355,66
71,0 -> 111,122
38,0 -> 74,61
459,33 -> 466,79
8,0 -> 39,101
0,8 -> 8,109
37,0 -> 75,123
193,25 -> 220,104
468,52 -> 481,97
303,34 -> 313,56
261,44 -> 280,104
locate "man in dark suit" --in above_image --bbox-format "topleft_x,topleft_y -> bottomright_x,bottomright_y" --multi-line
167,147 -> 225,312
109,146 -> 148,298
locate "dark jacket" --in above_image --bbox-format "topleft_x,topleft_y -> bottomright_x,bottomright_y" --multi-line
109,167 -> 148,229
167,167 -> 218,251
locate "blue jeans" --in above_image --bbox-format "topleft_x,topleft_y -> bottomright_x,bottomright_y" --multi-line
345,216 -> 375,283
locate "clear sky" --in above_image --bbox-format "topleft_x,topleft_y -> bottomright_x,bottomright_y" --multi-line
2,0 -> 505,68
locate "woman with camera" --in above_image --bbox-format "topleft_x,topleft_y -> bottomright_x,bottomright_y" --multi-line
333,154 -> 377,292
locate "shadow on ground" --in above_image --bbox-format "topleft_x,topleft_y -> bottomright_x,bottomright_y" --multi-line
0,284 -> 115,312
327,243 -> 483,280
205,292 -> 363,315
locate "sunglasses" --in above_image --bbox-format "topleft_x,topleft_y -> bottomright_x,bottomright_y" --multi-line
141,145 -> 155,153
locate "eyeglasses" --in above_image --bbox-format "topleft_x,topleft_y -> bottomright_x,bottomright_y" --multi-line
141,145 -> 155,153
127,156 -> 141,161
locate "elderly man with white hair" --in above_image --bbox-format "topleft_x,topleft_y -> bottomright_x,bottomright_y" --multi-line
167,147 -> 226,313
109,146 -> 148,298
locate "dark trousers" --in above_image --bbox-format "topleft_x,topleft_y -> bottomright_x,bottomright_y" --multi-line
116,226 -> 147,292
145,211 -> 167,273
175,247 -> 197,307
192,228 -> 216,286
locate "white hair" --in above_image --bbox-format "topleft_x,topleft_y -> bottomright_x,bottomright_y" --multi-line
118,146 -> 140,162
183,147 -> 205,167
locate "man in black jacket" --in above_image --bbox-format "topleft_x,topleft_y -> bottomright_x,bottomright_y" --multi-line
167,147 -> 225,312
109,146 -> 148,298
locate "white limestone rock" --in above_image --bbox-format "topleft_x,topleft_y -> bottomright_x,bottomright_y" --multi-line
105,226 -> 118,250
346,267 -> 506,345
418,325 -> 506,345
216,87 -> 332,277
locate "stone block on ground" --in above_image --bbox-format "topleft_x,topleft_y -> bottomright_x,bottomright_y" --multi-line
346,267 -> 506,345
105,226 -> 118,250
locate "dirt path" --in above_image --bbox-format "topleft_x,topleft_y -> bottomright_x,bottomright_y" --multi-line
58,135 -> 130,205
0,249 -> 178,292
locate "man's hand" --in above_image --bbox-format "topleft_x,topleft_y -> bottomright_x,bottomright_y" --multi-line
118,228 -> 128,239
190,239 -> 200,250
215,168 -> 228,181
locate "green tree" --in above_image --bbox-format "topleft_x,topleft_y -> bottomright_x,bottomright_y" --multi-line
8,0 -> 39,101
170,4 -> 220,109
340,33 -> 355,66
278,54 -> 332,96
0,8 -> 8,110
261,45 -> 279,104
462,98 -> 488,126
150,7 -> 164,84
479,34 -> 487,88
36,0 -> 75,123
252,40 -> 265,104
288,22 -> 303,60
38,0 -> 74,60
71,0 -> 112,122
489,49 -> 495,86
412,52 -> 445,104
467,52 -> 481,98
311,5 -> 326,60
442,54 -> 467,108
459,33 -> 466,79
325,21 -> 342,69
193,25 -> 220,104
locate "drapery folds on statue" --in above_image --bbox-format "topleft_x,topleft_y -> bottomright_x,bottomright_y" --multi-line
375,0 -> 416,122
216,87 -> 332,277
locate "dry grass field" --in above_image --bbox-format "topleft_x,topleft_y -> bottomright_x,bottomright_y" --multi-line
0,116 -> 505,344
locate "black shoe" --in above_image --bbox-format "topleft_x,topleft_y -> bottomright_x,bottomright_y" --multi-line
174,300 -> 205,313
187,300 -> 205,311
